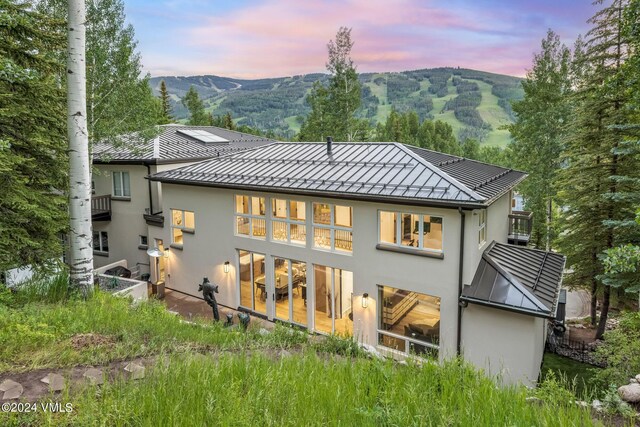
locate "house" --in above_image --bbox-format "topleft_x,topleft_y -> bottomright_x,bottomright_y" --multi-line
145,139 -> 565,386
90,125 -> 273,277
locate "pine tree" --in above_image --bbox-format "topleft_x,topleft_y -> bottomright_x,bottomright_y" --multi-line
182,86 -> 210,126
558,0 -> 639,338
158,80 -> 173,124
0,0 -> 69,274
509,30 -> 572,251
223,112 -> 235,130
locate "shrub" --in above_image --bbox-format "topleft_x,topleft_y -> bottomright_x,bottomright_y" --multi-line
594,311 -> 640,386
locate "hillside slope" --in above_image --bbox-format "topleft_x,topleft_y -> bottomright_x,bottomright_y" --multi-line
150,68 -> 523,146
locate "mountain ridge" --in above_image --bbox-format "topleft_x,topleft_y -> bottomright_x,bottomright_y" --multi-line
149,67 -> 523,146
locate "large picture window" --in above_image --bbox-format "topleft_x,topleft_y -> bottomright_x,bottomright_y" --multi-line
112,171 -> 130,198
379,211 -> 443,252
235,195 -> 266,239
271,199 -> 306,245
312,203 -> 352,253
378,285 -> 440,358
171,209 -> 195,246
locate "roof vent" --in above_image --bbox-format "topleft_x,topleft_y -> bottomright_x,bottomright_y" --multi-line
326,136 -> 333,155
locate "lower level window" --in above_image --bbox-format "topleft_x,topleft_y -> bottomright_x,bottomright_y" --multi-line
313,265 -> 353,335
93,231 -> 109,254
378,285 -> 440,358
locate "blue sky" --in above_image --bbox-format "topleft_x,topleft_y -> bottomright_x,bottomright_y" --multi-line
123,0 -> 595,78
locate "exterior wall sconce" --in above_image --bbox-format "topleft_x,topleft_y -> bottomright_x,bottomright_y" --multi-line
163,248 -> 170,258
362,293 -> 369,308
223,261 -> 230,274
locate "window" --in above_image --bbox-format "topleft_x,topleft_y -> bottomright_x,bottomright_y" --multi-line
171,209 -> 195,246
139,235 -> 148,249
112,171 -> 130,198
378,285 -> 440,358
92,231 -> 109,254
314,265 -> 353,335
271,199 -> 306,245
235,195 -> 266,239
312,203 -> 352,253
478,210 -> 487,246
378,211 -> 443,252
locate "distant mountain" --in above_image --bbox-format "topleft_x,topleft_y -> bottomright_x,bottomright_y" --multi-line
149,67 -> 523,146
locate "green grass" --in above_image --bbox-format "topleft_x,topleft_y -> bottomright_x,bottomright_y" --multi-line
541,353 -> 600,399
0,282 -> 606,426
4,354 -> 600,427
0,287 -> 309,373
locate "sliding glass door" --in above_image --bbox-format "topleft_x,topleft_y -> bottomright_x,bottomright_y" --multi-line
273,258 -> 307,326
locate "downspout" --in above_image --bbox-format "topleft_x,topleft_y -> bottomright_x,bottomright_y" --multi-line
146,164 -> 154,215
457,207 -> 466,356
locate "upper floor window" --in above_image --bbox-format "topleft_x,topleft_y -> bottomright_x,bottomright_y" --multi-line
379,211 -> 443,253
112,171 -> 130,198
235,195 -> 266,239
92,230 -> 109,255
171,209 -> 195,246
312,203 -> 352,253
478,210 -> 487,246
271,199 -> 306,245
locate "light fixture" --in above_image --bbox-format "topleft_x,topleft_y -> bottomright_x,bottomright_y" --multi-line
146,247 -> 163,258
223,261 -> 230,274
164,248 -> 170,258
362,293 -> 369,308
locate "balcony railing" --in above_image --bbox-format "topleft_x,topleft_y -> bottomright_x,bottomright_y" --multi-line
508,210 -> 533,246
91,194 -> 111,221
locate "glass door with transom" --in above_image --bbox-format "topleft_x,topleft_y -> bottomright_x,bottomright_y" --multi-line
238,250 -> 267,316
273,258 -> 307,326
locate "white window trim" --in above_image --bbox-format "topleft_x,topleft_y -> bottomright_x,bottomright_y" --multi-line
478,209 -> 487,247
93,230 -> 109,255
112,171 -> 131,199
171,209 -> 195,247
270,199 -> 306,246
234,195 -> 266,240
138,235 -> 148,249
312,203 -> 353,254
377,210 -> 443,254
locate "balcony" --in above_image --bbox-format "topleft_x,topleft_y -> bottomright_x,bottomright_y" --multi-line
508,210 -> 532,246
144,210 -> 164,227
91,194 -> 111,221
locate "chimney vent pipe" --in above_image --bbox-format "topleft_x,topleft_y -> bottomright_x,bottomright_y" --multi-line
326,136 -> 333,155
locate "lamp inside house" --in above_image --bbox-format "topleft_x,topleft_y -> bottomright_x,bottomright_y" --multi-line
362,292 -> 369,308
224,261 -> 230,273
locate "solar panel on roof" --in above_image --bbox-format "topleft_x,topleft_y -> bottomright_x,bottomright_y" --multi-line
177,129 -> 229,143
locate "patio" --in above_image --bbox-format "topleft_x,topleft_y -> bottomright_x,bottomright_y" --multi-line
163,289 -> 274,330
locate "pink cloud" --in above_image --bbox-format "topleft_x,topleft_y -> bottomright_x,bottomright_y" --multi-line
141,0 -> 592,78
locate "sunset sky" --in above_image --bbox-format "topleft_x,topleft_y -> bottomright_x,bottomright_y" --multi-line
124,0 -> 595,79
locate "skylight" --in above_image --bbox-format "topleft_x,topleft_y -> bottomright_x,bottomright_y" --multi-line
177,129 -> 229,143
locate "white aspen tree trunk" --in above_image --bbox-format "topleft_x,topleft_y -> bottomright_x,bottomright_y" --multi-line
67,0 -> 94,294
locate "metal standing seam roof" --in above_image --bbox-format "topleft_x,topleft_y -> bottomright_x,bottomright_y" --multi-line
461,241 -> 566,318
406,146 -> 527,203
92,125 -> 274,164
149,141 -> 526,207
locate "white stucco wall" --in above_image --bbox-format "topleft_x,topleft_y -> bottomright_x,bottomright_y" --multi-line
461,303 -> 547,387
149,184 -> 501,359
92,164 -> 151,275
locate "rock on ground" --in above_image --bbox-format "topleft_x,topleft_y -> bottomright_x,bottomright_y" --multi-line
618,383 -> 640,403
